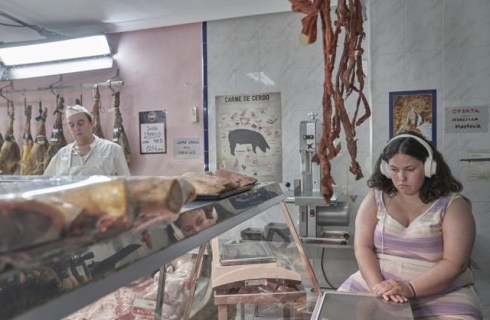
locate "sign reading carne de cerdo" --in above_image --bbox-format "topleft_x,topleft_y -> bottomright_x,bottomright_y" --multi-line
216,92 -> 282,183
445,106 -> 489,133
139,110 -> 167,154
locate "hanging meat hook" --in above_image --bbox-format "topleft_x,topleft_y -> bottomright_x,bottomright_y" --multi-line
48,74 -> 63,97
106,68 -> 123,96
0,82 -> 14,105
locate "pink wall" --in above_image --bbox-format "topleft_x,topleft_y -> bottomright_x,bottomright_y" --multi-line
0,23 -> 205,176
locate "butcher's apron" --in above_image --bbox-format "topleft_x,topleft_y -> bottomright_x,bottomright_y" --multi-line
62,144 -> 103,176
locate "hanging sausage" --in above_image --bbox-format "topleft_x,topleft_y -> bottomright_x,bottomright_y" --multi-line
0,124 -> 3,151
0,101 -> 21,175
112,91 -> 131,165
91,86 -> 105,139
20,102 -> 34,175
43,95 -> 67,171
289,0 -> 371,202
26,102 -> 48,175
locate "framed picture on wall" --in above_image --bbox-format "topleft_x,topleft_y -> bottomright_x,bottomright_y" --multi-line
139,110 -> 167,154
389,89 -> 437,146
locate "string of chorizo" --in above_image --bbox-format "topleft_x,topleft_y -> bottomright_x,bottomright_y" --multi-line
290,0 -> 371,202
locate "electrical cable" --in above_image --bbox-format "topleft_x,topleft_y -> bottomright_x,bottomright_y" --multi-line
320,247 -> 338,290
0,10 -> 63,39
0,22 -> 24,27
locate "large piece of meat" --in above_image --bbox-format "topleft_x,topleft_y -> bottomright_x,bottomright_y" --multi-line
43,95 -> 67,171
112,91 -> 131,165
20,104 -> 34,175
127,177 -> 196,225
91,86 -> 105,139
182,171 -> 236,194
0,176 -> 197,253
182,170 -> 256,194
211,169 -> 257,187
0,177 -> 129,253
0,199 -> 66,252
0,101 -> 21,175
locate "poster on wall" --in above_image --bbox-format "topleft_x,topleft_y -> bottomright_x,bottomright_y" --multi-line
139,110 -> 167,154
216,92 -> 282,182
445,106 -> 488,133
389,89 -> 437,146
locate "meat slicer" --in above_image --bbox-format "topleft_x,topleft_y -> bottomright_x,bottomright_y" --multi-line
293,112 -> 350,244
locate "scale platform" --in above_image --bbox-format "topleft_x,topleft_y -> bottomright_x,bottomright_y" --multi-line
312,291 -> 414,320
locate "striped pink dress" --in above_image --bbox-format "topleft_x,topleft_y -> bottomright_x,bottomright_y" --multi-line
338,190 -> 483,319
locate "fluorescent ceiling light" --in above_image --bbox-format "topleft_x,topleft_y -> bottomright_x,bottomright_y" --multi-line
5,56 -> 114,80
0,35 -> 112,66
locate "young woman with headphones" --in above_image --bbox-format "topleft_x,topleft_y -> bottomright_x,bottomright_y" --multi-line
337,131 -> 483,319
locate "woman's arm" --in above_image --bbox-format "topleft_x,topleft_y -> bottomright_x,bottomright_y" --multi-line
354,190 -> 385,289
409,196 -> 476,297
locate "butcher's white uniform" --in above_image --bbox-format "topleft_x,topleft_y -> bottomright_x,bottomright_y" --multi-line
44,135 -> 130,176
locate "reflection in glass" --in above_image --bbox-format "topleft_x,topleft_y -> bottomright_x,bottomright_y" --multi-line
171,206 -> 217,239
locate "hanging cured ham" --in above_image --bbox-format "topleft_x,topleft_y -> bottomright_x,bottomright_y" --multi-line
26,103 -> 48,175
289,0 -> 371,202
112,91 -> 131,165
20,103 -> 34,175
91,86 -> 105,139
0,101 -> 21,175
0,128 -> 3,150
43,95 -> 67,172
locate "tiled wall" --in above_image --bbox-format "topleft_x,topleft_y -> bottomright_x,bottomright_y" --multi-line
371,0 -> 490,316
207,0 -> 490,317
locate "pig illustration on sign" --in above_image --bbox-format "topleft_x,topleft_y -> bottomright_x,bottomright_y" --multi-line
228,129 -> 270,156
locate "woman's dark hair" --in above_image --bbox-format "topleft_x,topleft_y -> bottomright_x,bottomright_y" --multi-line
368,131 -> 462,203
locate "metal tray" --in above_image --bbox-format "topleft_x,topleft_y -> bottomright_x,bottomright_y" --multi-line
312,292 -> 413,320
195,184 -> 255,200
219,241 -> 276,266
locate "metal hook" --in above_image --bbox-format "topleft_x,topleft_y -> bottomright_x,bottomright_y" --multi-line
0,89 -> 13,104
48,75 -> 63,96
108,81 -> 116,93
35,99 -> 43,121
0,81 -> 13,101
106,68 -> 123,94
7,99 -> 14,117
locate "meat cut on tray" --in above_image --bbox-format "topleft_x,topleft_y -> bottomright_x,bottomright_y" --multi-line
182,170 -> 257,196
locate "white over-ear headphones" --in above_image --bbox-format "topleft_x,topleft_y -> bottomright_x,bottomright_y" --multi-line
380,134 -> 437,178
171,222 -> 185,240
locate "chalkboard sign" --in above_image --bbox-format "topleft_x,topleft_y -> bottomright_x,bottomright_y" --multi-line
139,110 -> 167,154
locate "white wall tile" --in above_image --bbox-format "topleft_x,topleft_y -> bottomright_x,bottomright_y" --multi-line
406,51 -> 443,89
406,0 -> 443,52
444,0 -> 490,48
371,0 -> 405,55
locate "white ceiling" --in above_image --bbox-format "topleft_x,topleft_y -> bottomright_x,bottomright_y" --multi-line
0,0 -> 292,45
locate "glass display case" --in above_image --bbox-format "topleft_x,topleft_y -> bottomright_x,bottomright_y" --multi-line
0,177 -> 320,320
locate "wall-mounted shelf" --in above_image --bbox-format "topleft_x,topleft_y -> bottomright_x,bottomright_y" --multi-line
460,158 -> 490,162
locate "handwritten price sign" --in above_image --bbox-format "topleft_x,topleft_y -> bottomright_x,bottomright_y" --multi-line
139,110 -> 167,154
